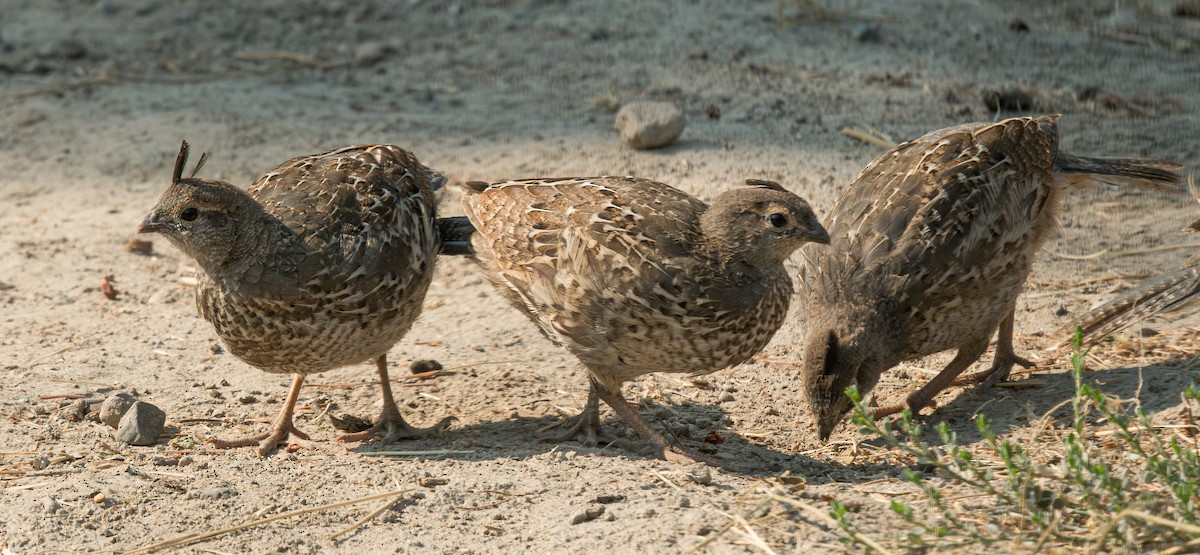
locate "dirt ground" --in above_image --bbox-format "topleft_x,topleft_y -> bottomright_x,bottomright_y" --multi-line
2,0 -> 1199,553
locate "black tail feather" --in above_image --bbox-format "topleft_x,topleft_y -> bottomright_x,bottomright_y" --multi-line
1053,153 -> 1184,193
436,216 -> 474,256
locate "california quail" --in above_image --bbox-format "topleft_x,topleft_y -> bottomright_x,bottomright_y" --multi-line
800,115 -> 1182,440
137,141 -> 454,456
459,176 -> 829,463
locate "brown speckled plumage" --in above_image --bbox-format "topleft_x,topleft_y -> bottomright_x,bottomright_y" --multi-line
461,176 -> 829,463
801,115 -> 1182,440
1068,195 -> 1200,346
137,142 -> 454,456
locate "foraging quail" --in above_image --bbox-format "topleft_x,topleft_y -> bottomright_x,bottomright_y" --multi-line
800,115 -> 1182,440
137,142 -> 454,456
458,176 -> 829,463
1068,200 -> 1200,346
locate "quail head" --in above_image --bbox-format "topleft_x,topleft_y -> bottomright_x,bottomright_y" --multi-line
801,115 -> 1182,440
458,176 -> 828,464
138,141 -> 454,456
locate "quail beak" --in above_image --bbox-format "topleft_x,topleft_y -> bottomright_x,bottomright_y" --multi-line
136,212 -> 165,234
816,396 -> 852,441
817,416 -> 839,442
806,224 -> 831,245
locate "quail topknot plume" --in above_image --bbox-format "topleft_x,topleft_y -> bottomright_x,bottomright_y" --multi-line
800,115 -> 1182,440
455,176 -> 829,464
137,141 -> 455,456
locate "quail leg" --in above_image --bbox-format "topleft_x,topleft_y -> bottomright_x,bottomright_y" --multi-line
536,383 -> 611,447
336,355 -> 455,445
592,385 -> 730,468
210,373 -> 311,457
870,340 -> 990,420
972,311 -> 1036,387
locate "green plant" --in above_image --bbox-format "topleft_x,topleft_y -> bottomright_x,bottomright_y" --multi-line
827,327 -> 1200,552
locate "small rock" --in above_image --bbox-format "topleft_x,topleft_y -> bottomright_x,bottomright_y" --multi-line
983,88 -> 1034,112
114,401 -> 166,446
41,496 -> 61,514
177,456 -> 194,467
852,23 -> 880,42
238,394 -> 258,404
419,477 -> 449,488
1055,304 -> 1069,317
329,413 -> 372,433
63,399 -> 90,422
1138,327 -> 1159,338
678,496 -> 692,508
686,464 -> 712,486
590,494 -> 626,504
1009,18 -> 1030,32
570,505 -> 606,525
641,508 -> 657,518
355,41 -> 392,67
1178,0 -> 1200,18
614,101 -> 686,149
99,393 -> 137,429
410,359 -> 443,374
125,237 -> 153,255
39,39 -> 87,59
195,487 -> 236,500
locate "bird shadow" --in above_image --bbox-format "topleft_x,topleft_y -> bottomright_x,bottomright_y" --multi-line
343,400 -> 890,482
876,355 -> 1199,447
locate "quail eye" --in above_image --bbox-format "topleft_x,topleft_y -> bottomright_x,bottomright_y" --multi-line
180,207 -> 199,222
768,213 -> 788,228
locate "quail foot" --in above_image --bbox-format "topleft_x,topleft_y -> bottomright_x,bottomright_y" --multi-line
457,177 -> 829,464
800,115 -> 1182,440
138,142 -> 455,456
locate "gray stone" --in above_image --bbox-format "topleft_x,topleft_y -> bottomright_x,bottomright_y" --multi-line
570,505 -> 606,525
614,101 -> 685,149
686,464 -> 712,486
99,393 -> 136,429
114,401 -> 166,446
194,486 -> 237,500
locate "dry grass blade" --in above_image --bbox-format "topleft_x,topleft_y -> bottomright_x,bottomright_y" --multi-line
326,492 -> 407,542
1047,248 -> 1108,260
650,469 -> 684,492
728,514 -> 778,555
1116,509 -> 1200,536
23,346 -> 72,369
1107,242 -> 1200,258
124,489 -> 412,554
687,495 -> 773,554
840,127 -> 898,149
768,493 -> 897,555
232,50 -> 346,69
356,450 -> 474,457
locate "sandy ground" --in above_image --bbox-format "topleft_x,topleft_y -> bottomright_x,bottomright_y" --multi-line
1,0 -> 1199,553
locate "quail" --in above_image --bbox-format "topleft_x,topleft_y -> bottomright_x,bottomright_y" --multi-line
800,115 -> 1182,440
137,142 -> 455,456
1068,194 -> 1200,346
457,176 -> 829,463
